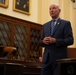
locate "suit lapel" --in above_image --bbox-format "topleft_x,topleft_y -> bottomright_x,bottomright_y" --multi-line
47,21 -> 52,36
52,18 -> 61,36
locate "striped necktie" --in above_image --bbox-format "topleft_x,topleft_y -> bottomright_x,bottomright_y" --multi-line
51,20 -> 55,35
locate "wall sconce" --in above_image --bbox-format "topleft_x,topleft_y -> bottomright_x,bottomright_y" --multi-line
71,0 -> 76,9
71,0 -> 75,3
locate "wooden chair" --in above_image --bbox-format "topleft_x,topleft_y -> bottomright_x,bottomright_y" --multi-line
0,46 -> 17,59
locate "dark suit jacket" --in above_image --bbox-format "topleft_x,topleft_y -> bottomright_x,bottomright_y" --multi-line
40,18 -> 74,64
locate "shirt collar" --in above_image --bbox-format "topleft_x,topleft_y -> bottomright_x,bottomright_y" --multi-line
52,17 -> 59,21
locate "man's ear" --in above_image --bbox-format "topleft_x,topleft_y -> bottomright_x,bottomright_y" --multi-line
59,9 -> 61,12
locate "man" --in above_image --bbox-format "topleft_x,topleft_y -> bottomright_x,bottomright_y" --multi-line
40,4 -> 74,75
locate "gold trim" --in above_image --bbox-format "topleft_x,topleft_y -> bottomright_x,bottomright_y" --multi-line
0,0 -> 9,8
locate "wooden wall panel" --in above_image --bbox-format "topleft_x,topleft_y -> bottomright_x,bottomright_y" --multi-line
0,13 -> 42,62
68,48 -> 76,58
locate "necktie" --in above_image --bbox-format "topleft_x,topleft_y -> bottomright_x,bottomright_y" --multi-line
51,20 -> 55,35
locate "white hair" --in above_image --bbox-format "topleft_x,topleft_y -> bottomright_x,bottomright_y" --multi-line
50,3 -> 61,9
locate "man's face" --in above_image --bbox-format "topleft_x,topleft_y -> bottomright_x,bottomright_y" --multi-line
49,4 -> 61,19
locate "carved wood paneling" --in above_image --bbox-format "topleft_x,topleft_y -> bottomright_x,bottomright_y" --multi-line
0,14 -> 42,62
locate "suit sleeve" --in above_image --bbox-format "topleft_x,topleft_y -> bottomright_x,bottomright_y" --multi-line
39,25 -> 46,47
56,21 -> 74,47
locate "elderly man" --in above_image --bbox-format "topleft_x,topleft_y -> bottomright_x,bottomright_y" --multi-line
40,4 -> 74,75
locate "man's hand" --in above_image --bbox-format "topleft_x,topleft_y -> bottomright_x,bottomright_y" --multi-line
39,57 -> 42,62
49,36 -> 56,43
42,36 -> 56,44
42,37 -> 50,45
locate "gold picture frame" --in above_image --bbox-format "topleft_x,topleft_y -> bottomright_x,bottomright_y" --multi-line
13,0 -> 31,15
0,0 -> 8,8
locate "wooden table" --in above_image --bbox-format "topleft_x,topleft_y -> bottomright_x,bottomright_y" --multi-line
57,58 -> 76,75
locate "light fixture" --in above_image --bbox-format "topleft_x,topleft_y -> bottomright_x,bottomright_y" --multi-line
71,0 -> 76,9
71,0 -> 75,3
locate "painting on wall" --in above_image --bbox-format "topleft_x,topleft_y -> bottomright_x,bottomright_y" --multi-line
0,0 -> 9,8
13,0 -> 31,15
